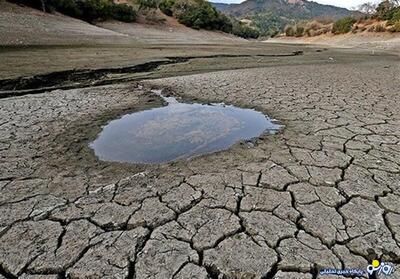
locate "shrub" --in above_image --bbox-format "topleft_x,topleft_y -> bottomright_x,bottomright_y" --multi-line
158,0 -> 234,34
390,20 -> 400,32
374,23 -> 386,32
387,7 -> 400,24
332,17 -> 356,34
232,22 -> 260,39
137,0 -> 158,10
110,3 -> 137,22
159,0 -> 174,16
285,25 -> 295,36
295,26 -> 304,37
177,1 -> 223,30
51,0 -> 82,17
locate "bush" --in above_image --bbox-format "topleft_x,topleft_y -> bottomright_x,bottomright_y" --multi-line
295,26 -> 304,37
51,0 -> 82,17
158,0 -> 234,34
332,17 -> 356,34
110,3 -> 137,22
159,0 -> 174,16
285,25 -> 295,36
232,22 -> 260,39
137,0 -> 158,10
374,23 -> 386,32
390,20 -> 400,32
176,1 -> 224,30
387,7 -> 400,24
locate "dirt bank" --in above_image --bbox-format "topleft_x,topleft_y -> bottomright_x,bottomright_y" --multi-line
267,32 -> 400,54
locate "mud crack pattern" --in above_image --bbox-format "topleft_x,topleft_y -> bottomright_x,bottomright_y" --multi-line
0,58 -> 399,279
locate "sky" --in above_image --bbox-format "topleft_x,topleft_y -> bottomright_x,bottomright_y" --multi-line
212,0 -> 382,9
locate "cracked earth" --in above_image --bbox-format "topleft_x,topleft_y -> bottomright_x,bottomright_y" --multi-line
0,53 -> 400,279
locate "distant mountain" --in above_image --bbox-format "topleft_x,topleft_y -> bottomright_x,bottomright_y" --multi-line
210,0 -> 361,36
211,0 -> 356,19
210,2 -> 232,12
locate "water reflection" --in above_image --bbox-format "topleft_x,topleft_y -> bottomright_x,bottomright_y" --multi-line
90,91 -> 282,164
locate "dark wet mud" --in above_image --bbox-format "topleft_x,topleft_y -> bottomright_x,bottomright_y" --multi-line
0,52 -> 304,98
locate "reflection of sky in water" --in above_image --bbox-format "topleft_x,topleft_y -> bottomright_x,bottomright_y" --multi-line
90,92 -> 282,164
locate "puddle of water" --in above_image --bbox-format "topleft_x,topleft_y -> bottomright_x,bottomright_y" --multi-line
90,90 -> 282,164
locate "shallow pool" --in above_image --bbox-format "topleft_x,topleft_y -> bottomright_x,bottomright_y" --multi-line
90,91 -> 282,164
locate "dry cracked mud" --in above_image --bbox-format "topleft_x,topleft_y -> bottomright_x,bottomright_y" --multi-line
0,50 -> 400,279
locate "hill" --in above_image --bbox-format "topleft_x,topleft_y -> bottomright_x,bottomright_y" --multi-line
211,0 -> 361,36
0,0 -> 241,45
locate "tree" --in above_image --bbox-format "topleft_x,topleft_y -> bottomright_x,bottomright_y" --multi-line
137,0 -> 158,10
358,2 -> 377,15
376,0 -> 396,18
40,0 -> 46,12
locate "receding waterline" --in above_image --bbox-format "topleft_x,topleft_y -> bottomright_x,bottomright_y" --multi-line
90,90 -> 282,164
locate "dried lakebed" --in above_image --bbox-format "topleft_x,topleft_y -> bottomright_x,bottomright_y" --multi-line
90,91 -> 281,164
0,52 -> 400,279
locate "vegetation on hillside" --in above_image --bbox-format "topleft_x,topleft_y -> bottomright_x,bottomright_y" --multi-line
9,0 -> 137,22
251,12 -> 288,37
231,21 -> 260,38
159,0 -> 230,30
284,0 -> 400,37
158,0 -> 259,38
8,0 -> 259,39
211,0 -> 359,37
331,17 -> 356,34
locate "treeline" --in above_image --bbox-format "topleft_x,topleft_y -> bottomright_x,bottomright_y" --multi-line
8,0 -> 259,39
157,0 -> 260,38
285,0 -> 400,37
9,0 -> 137,22
374,0 -> 400,31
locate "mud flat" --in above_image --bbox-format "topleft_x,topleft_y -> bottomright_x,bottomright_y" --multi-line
0,43 -> 399,278
1,2 -> 400,278
267,32 -> 400,54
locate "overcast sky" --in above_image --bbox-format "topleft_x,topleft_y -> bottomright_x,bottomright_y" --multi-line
212,0 -> 382,9
310,0 -> 381,9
